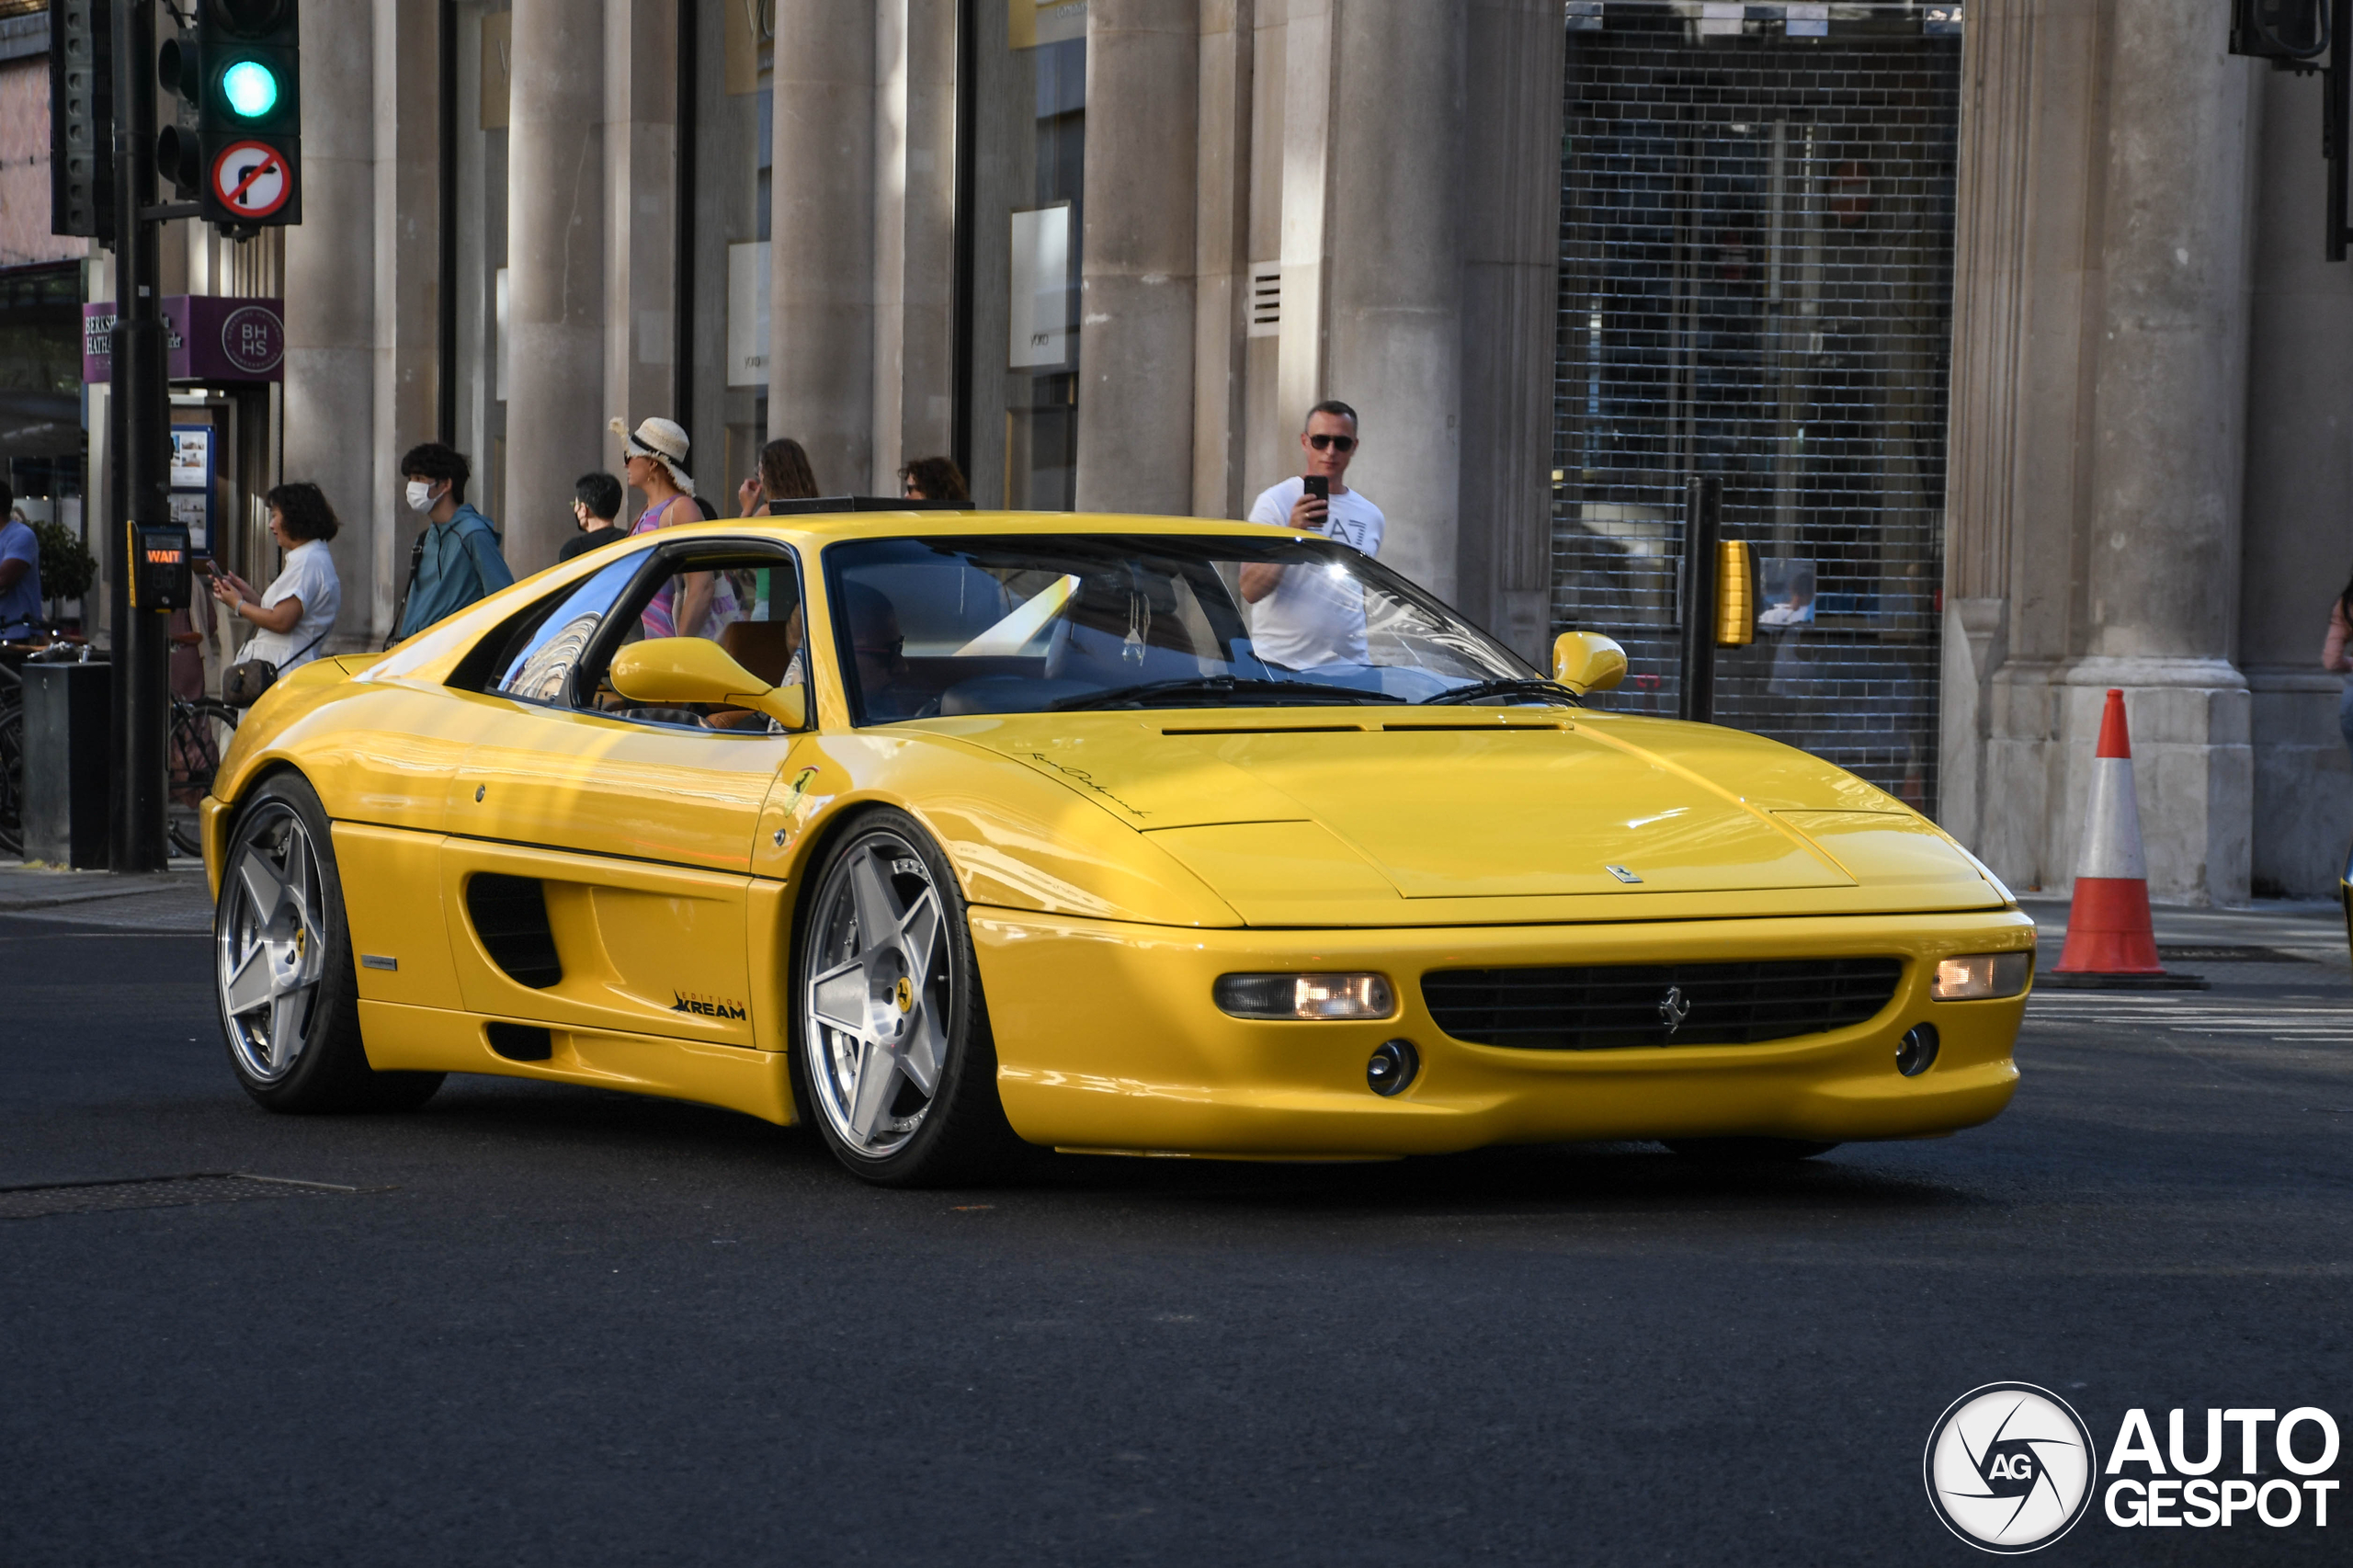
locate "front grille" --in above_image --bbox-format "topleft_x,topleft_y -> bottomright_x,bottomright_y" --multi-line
1422,958 -> 1904,1051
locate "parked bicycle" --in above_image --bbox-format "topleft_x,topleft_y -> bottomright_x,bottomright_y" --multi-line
0,635 -> 237,860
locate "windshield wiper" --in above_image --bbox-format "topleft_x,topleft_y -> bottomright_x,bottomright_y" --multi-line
1420,676 -> 1583,708
1048,676 -> 1404,711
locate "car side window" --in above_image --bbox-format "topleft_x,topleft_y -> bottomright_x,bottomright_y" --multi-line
489,551 -> 649,704
576,541 -> 809,732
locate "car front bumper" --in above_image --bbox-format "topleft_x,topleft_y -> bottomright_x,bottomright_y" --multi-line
973,907 -> 2035,1156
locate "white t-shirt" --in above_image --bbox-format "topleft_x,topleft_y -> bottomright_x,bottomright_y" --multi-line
238,540 -> 341,672
1245,477 -> 1386,668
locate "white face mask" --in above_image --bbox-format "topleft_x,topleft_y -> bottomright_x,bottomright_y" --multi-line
405,480 -> 439,515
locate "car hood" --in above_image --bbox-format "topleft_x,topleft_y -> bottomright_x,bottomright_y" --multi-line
920,710 -> 2003,924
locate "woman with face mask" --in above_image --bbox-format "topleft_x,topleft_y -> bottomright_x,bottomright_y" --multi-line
390,442 -> 512,642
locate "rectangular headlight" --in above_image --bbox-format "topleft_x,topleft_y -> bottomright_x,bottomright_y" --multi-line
1931,951 -> 2032,1001
1214,972 -> 1396,1020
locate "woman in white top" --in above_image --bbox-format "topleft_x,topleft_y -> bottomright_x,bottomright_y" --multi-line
207,482 -> 343,676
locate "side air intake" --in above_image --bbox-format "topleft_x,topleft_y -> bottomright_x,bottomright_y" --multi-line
465,874 -> 563,989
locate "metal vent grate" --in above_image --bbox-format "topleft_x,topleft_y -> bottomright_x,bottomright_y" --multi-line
0,1173 -> 356,1221
1552,12 -> 1961,815
1247,264 -> 1281,337
1422,957 -> 1904,1050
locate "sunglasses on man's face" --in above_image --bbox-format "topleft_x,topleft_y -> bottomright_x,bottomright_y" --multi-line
1307,434 -> 1357,452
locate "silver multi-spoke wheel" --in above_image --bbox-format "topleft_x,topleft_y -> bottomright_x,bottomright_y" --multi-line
217,799 -> 328,1084
802,830 -> 952,1158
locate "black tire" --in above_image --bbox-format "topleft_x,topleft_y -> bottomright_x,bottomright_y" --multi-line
789,806 -> 1026,1187
167,699 -> 239,858
214,773 -> 444,1113
1663,1137 -> 1840,1164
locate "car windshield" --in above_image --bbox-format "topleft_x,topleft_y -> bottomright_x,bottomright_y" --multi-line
824,534 -> 1545,724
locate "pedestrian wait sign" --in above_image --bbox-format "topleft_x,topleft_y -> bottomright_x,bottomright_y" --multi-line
210,141 -> 290,220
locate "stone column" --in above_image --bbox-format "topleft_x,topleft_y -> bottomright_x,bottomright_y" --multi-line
1323,0 -> 1464,602
605,0 -> 677,520
282,0 -> 375,642
2240,66 -> 2353,897
898,0 -> 962,468
2066,6 -> 2257,904
369,0 -> 443,631
1455,0 -> 1562,661
505,0 -> 608,574
771,1 -> 876,494
1191,0 -> 1253,519
1073,0 -> 1199,515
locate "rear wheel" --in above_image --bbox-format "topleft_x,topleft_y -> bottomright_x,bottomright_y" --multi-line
790,808 -> 1023,1186
1663,1138 -> 1839,1163
215,774 -> 443,1112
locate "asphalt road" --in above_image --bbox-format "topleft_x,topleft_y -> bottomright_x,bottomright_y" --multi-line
3,905 -> 2347,1565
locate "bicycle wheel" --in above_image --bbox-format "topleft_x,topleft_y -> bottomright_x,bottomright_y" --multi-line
0,695 -> 20,859
167,698 -> 239,859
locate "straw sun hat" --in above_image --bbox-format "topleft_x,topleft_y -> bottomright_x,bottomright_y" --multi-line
610,415 -> 695,496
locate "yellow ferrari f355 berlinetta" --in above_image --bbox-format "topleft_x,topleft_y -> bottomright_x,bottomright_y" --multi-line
201,512 -> 2034,1185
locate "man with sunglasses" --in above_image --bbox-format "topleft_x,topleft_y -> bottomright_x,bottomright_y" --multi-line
1240,401 -> 1385,668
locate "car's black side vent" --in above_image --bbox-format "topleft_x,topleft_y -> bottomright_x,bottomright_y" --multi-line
465,874 -> 563,989
1423,958 -> 1904,1051
485,1022 -> 554,1062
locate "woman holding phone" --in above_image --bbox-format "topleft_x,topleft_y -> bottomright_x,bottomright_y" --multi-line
207,482 -> 342,678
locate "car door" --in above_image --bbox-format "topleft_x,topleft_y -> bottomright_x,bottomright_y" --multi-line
438,539 -> 813,1049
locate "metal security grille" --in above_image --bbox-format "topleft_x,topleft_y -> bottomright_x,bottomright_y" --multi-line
1552,3 -> 1963,814
1422,956 -> 1904,1051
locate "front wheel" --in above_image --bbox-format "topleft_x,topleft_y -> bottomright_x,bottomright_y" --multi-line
790,808 -> 1024,1186
215,774 -> 443,1112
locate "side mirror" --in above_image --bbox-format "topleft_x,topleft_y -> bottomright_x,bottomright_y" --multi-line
1552,631 -> 1627,696
608,637 -> 807,729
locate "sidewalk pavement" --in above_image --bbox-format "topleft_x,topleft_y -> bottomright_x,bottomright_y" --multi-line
2019,895 -> 2347,977
0,862 -> 212,931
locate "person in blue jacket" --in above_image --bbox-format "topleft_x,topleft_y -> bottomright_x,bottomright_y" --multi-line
391,442 -> 513,641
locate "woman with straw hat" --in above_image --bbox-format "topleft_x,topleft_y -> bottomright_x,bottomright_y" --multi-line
612,415 -> 733,639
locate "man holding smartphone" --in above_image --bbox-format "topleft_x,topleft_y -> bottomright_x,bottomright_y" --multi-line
1240,401 -> 1385,668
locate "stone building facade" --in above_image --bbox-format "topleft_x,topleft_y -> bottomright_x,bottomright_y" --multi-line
56,0 -> 2353,904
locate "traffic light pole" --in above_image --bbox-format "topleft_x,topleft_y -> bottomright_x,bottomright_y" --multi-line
1677,475 -> 1723,725
108,0 -> 169,872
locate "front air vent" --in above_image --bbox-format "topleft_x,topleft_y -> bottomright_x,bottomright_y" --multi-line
1423,958 -> 1904,1051
465,874 -> 563,989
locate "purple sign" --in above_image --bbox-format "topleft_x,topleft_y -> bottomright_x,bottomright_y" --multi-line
83,296 -> 285,384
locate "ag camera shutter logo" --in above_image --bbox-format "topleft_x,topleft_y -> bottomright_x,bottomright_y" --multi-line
1924,1383 -> 2097,1552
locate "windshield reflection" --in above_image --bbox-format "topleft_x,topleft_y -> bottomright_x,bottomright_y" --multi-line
823,534 -> 1552,724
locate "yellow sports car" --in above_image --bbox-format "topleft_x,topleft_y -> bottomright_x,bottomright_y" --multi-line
203,512 -> 2034,1185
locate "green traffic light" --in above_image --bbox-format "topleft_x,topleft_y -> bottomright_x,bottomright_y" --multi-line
222,60 -> 278,119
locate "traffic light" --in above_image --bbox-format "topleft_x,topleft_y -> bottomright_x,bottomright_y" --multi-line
2230,0 -> 2333,63
158,0 -> 302,233
47,0 -> 114,241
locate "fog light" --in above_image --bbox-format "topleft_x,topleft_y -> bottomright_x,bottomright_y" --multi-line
1931,951 -> 2032,1001
1896,1023 -> 1939,1077
1214,972 -> 1395,1020
1368,1039 -> 1419,1096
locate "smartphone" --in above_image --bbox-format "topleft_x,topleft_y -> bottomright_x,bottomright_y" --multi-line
192,557 -> 217,577
1303,474 -> 1330,503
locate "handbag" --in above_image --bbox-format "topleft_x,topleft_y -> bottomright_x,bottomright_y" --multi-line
222,627 -> 328,708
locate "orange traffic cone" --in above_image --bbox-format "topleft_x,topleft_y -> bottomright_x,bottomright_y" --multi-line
2045,689 -> 2205,990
